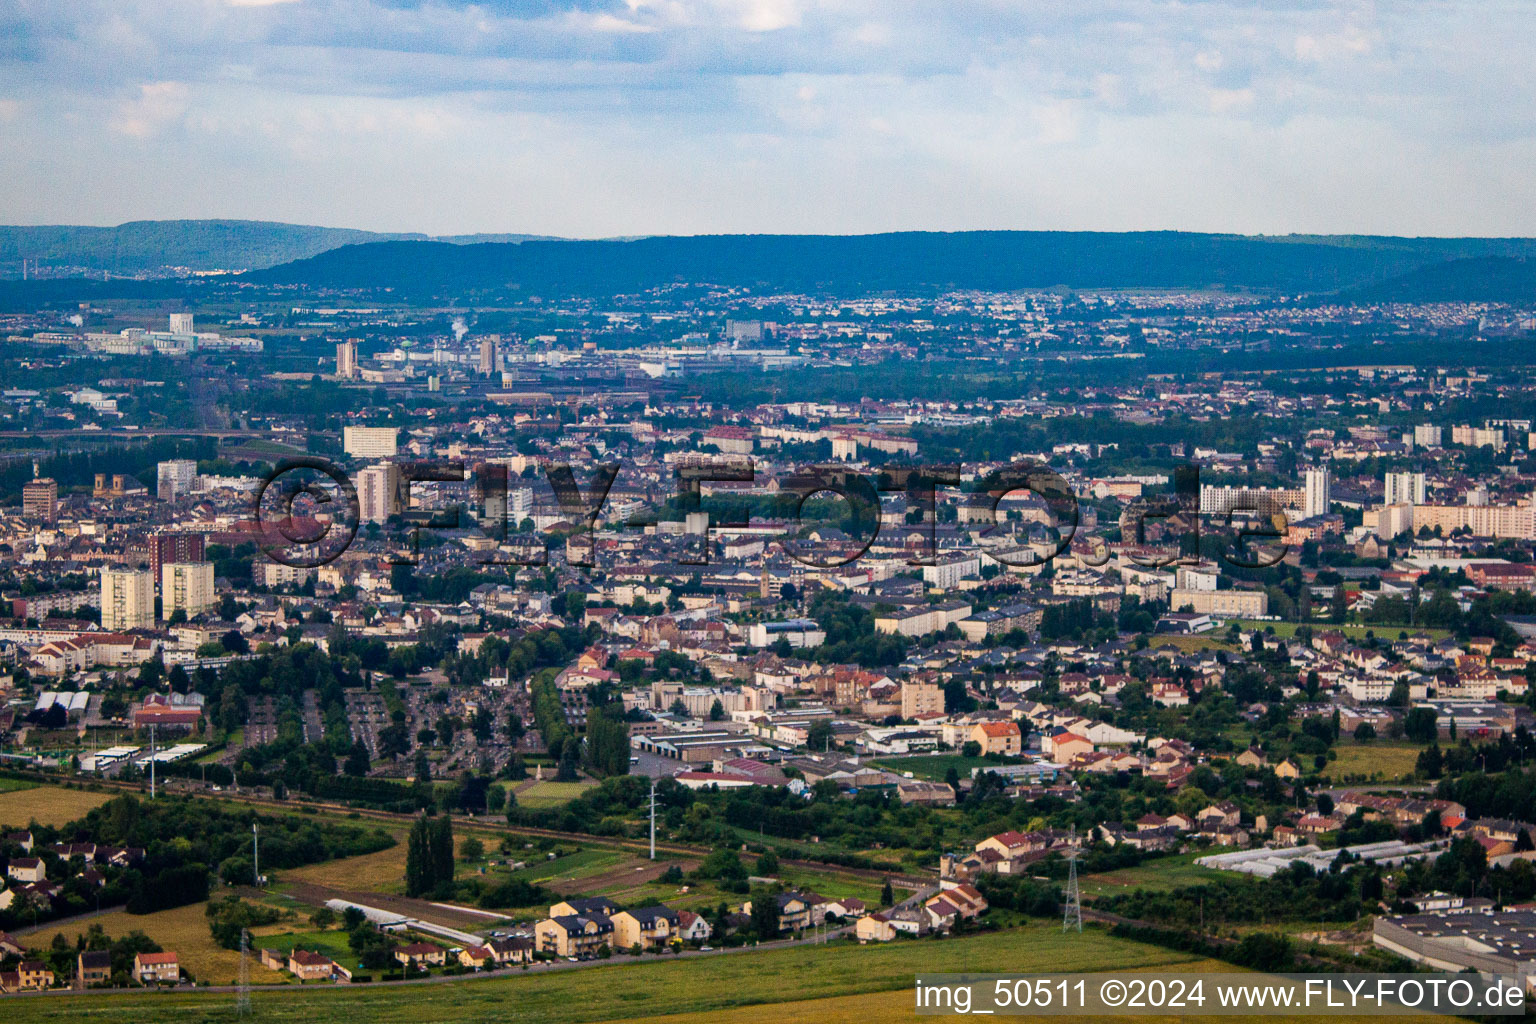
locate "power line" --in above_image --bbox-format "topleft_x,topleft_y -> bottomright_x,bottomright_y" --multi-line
1063,832 -> 1082,933
236,927 -> 251,1017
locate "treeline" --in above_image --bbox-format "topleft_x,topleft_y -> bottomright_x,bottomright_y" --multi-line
405,814 -> 455,898
80,794 -> 393,901
1102,859 -> 1381,927
0,436 -> 218,501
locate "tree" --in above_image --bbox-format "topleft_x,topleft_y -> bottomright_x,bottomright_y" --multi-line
556,741 -> 580,782
344,741 -> 371,777
881,878 -> 894,907
709,699 -> 725,721
756,851 -> 779,876
749,890 -> 780,938
1353,722 -> 1376,742
805,720 -> 833,752
405,816 -> 433,897
1404,707 -> 1439,743
460,836 -> 485,862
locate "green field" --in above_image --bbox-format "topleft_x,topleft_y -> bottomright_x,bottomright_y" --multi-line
0,776 -> 38,794
1232,619 -> 1450,641
869,754 -> 996,781
514,780 -> 598,809
1079,850 -> 1226,897
251,927 -> 360,965
3,924 -> 1205,1024
1321,740 -> 1424,783
506,847 -> 628,886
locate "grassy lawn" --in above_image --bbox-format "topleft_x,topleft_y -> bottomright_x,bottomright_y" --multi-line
869,754 -> 996,782
29,901 -> 288,986
1146,635 -> 1240,653
1079,850 -> 1226,897
505,847 -> 628,887
1322,740 -> 1424,783
251,926 -> 358,965
513,780 -> 598,809
775,866 -> 901,907
1232,619 -> 1450,641
3,923 -> 1213,1024
0,776 -> 39,794
0,784 -> 111,828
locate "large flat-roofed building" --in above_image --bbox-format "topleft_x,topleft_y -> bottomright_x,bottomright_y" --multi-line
1374,910 -> 1536,985
746,619 -> 826,648
343,425 -> 398,460
1169,588 -> 1268,618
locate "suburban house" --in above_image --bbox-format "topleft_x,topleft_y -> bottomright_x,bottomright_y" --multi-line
970,721 -> 1023,756
741,891 -> 815,931
17,960 -> 54,990
824,897 -> 867,919
675,910 -> 712,943
535,914 -> 615,957
6,857 -> 45,883
393,942 -> 447,968
288,949 -> 350,982
458,946 -> 496,970
854,912 -> 898,943
77,950 -> 112,986
133,951 -> 180,985
488,936 -> 535,964
612,906 -> 681,950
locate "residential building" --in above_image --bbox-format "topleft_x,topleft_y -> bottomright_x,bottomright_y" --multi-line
900,679 -> 945,719
133,952 -> 180,984
162,561 -> 216,620
343,425 -> 398,459
535,914 -> 614,957
1384,471 -> 1427,506
358,463 -> 402,524
612,906 -> 680,950
156,459 -> 198,501
21,477 -> 57,522
1303,467 -> 1330,519
101,567 -> 154,631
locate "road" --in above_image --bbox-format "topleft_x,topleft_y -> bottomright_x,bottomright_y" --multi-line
301,689 -> 323,745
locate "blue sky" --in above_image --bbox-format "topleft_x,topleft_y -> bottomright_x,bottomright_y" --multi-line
2,0 -> 1533,236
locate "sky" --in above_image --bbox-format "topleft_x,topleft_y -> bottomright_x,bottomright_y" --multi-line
1,0 -> 1534,237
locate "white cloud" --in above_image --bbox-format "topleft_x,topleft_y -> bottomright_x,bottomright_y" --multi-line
0,1 -> 1533,235
111,81 -> 190,138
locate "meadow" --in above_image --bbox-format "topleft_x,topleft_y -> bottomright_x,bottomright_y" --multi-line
3,923 -> 1211,1024
26,901 -> 288,986
0,784 -> 111,828
1321,740 -> 1424,783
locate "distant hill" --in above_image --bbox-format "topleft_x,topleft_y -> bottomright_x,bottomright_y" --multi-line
0,220 -> 553,277
1348,256 -> 1536,303
246,231 -> 1536,298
